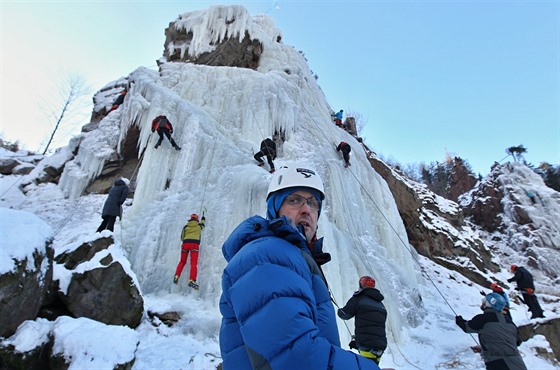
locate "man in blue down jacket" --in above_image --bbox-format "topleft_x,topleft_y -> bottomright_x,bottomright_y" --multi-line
219,165 -> 379,370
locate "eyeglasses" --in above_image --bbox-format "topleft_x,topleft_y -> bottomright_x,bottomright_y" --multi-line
284,194 -> 321,211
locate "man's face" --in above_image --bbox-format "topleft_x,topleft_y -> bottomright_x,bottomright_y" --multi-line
278,190 -> 319,243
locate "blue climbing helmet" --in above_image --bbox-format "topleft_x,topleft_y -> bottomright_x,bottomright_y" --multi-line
484,292 -> 506,311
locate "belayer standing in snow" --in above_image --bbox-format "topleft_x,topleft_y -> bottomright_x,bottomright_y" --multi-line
219,165 -> 380,369
332,109 -> 344,127
338,276 -> 387,365
337,141 -> 352,167
507,265 -> 545,319
174,213 -> 206,290
455,293 -> 527,370
96,178 -> 129,233
254,138 -> 276,173
480,283 -> 511,319
151,115 -> 181,150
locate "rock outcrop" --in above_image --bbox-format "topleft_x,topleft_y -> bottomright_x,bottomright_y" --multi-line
367,150 -> 499,286
0,241 -> 53,338
461,162 -> 560,280
162,6 -> 277,70
55,236 -> 144,328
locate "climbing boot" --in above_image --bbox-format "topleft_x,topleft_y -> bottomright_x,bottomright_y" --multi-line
173,275 -> 179,284
188,280 -> 199,290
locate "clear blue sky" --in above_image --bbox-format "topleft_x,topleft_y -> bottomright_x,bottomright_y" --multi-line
2,1 -> 559,175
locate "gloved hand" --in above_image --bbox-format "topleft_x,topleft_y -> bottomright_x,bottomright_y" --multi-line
170,130 -> 173,134
151,129 -> 155,133
515,287 -> 521,291
479,290 -> 486,296
201,216 -> 206,221
455,315 -> 465,325
507,278 -> 514,283
348,340 -> 357,350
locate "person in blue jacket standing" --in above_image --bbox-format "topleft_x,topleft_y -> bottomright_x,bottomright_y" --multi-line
219,165 -> 380,369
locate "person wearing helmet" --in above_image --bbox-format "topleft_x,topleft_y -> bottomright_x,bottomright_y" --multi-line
96,177 -> 129,233
336,141 -> 352,168
219,165 -> 379,369
332,109 -> 344,127
337,276 -> 387,365
479,283 -> 512,319
254,138 -> 277,173
108,89 -> 127,114
455,293 -> 527,370
173,213 -> 206,289
507,265 -> 545,319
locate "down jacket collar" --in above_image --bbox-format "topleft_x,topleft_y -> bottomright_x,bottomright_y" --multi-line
222,215 -> 308,262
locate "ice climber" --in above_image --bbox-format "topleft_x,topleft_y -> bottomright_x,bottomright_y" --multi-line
108,89 -> 126,113
219,165 -> 380,369
338,276 -> 388,365
174,213 -> 206,290
96,177 -> 129,233
151,115 -> 181,150
337,141 -> 352,167
254,138 -> 277,173
507,265 -> 545,319
455,293 -> 527,370
332,109 -> 344,127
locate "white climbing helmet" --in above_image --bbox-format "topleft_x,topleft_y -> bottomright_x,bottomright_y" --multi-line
266,165 -> 325,200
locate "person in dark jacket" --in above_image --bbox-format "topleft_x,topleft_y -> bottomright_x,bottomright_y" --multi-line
507,265 -> 545,319
254,138 -> 276,173
337,141 -> 352,167
338,276 -> 387,365
455,293 -> 527,370
174,213 -> 206,290
151,115 -> 181,150
219,165 -> 380,370
108,89 -> 126,113
96,178 -> 129,233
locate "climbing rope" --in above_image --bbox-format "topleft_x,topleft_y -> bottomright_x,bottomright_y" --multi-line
293,90 -> 482,360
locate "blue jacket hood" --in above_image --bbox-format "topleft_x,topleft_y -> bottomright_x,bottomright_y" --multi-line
222,215 -> 308,262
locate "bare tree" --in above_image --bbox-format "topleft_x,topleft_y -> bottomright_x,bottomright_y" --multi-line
41,73 -> 90,154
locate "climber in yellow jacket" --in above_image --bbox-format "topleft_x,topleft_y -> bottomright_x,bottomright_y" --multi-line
174,213 -> 206,289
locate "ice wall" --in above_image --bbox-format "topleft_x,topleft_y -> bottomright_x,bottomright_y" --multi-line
62,5 -> 426,344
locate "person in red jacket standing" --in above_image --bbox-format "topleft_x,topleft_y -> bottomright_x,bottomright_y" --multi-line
151,115 -> 181,150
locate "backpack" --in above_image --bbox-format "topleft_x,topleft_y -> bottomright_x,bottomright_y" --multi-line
158,116 -> 169,129
261,139 -> 276,155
